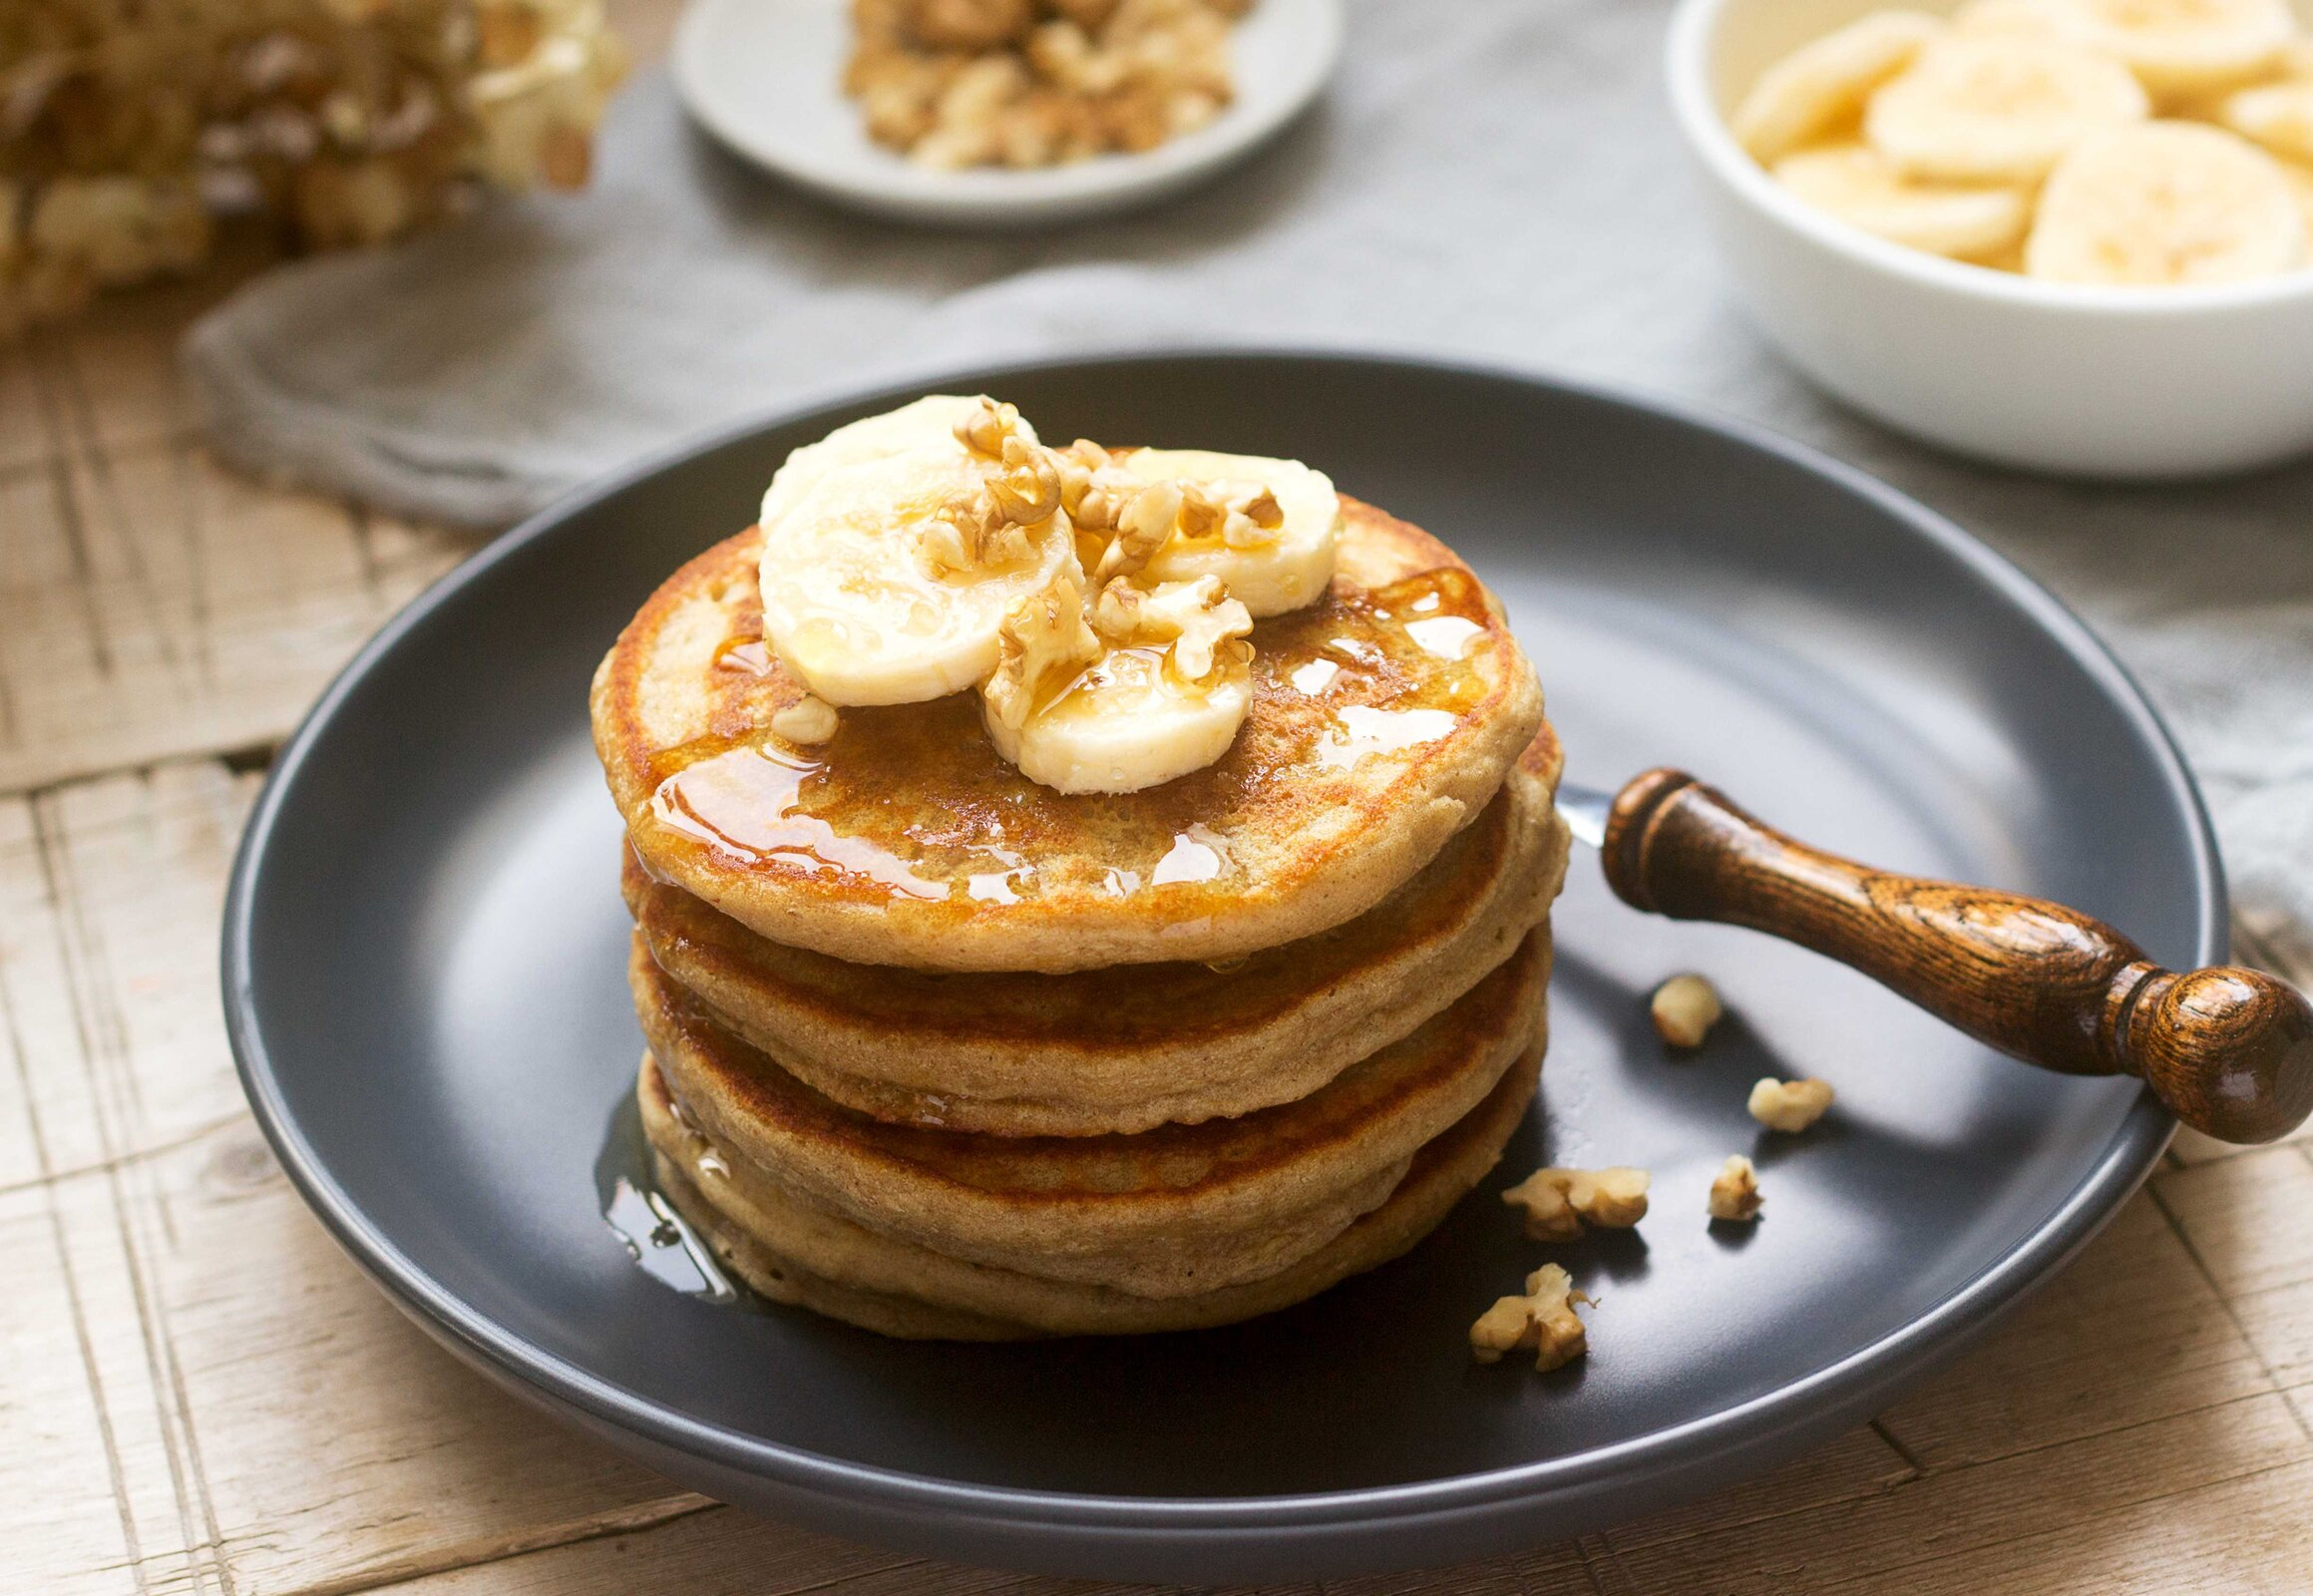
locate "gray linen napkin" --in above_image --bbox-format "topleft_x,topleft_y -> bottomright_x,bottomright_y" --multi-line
185,0 -> 2313,945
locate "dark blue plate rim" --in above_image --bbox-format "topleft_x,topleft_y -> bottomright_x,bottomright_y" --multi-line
220,347 -> 2203,1538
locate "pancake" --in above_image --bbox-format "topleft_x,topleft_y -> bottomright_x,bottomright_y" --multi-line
625,727 -> 1570,1136
593,496 -> 1545,974
639,1036 -> 1545,1340
632,929 -> 1548,1298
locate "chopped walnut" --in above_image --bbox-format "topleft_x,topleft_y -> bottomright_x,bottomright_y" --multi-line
1501,1165 -> 1651,1241
1470,1264 -> 1595,1372
1709,1155 -> 1762,1222
1092,575 -> 1251,680
1221,483 -> 1285,548
987,433 -> 1063,524
922,399 -> 1063,569
846,0 -> 1247,171
770,694 -> 841,745
983,573 -> 1100,730
953,395 -> 1028,458
1056,439 -> 1142,537
921,492 -> 1033,574
1090,477 -> 1182,584
1651,973 -> 1724,1049
1748,1076 -> 1835,1133
906,0 -> 1036,51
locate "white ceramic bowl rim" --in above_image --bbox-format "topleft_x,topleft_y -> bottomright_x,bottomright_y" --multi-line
1666,0 -> 2313,317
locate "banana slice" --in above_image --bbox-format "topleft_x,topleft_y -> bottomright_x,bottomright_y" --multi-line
980,577 -> 1255,795
1865,34 -> 2149,183
2222,79 -> 2313,164
759,394 -> 1030,533
1116,448 -> 1341,617
1730,10 -> 1946,164
2026,120 -> 2306,283
984,644 -> 1254,796
1951,0 -> 2065,40
760,446 -> 1078,706
2025,0 -> 2295,99
1773,142 -> 2034,257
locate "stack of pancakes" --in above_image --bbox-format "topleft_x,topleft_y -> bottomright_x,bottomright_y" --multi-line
592,493 -> 1570,1339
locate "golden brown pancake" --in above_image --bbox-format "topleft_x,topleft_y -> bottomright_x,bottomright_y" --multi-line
593,497 -> 1545,974
639,1038 -> 1544,1340
631,929 -> 1547,1298
625,726 -> 1569,1136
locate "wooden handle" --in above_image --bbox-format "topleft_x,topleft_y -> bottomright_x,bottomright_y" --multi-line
1600,768 -> 2313,1145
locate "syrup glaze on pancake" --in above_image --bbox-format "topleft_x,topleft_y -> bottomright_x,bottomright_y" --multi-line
593,497 -> 1545,973
624,727 -> 1568,1137
632,930 -> 1547,1299
639,1037 -> 1545,1340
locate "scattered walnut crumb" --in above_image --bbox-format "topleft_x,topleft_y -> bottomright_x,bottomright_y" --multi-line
1470,1263 -> 1595,1372
1650,973 -> 1724,1048
1502,1165 -> 1651,1241
1709,1154 -> 1762,1222
1748,1075 -> 1835,1133
846,0 -> 1251,172
770,694 -> 841,745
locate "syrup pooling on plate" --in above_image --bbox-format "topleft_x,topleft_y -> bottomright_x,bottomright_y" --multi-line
643,558 -> 1502,906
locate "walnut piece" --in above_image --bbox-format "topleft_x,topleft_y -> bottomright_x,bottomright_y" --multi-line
1502,1165 -> 1651,1241
953,395 -> 1027,458
1092,574 -> 1251,680
1091,477 -> 1181,583
770,694 -> 841,745
1470,1264 -> 1595,1372
1651,973 -> 1724,1048
846,0 -> 1246,172
983,573 -> 1100,730
1709,1154 -> 1763,1222
1748,1076 -> 1835,1133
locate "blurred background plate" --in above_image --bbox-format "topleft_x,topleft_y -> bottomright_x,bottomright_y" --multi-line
222,352 -> 2203,1583
671,0 -> 1344,225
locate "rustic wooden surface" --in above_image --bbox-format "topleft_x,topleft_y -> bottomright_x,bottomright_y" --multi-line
7,16 -> 2313,1589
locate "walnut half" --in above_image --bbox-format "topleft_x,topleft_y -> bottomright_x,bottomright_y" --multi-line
1502,1165 -> 1652,1241
982,573 -> 1100,731
1651,973 -> 1724,1048
1709,1154 -> 1763,1222
1748,1076 -> 1835,1133
1470,1264 -> 1595,1372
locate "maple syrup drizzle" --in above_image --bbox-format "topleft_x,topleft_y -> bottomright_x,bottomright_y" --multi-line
650,741 -> 948,900
647,564 -> 1499,902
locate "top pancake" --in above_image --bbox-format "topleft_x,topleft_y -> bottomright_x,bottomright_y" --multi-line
593,495 -> 1544,973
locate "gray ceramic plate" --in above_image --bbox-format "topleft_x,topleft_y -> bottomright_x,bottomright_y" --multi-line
222,353 -> 2205,1584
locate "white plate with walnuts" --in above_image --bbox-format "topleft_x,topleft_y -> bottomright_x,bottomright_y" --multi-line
673,0 -> 1344,225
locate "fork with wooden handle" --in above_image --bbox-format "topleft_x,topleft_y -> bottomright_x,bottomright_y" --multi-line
1554,768 -> 2313,1146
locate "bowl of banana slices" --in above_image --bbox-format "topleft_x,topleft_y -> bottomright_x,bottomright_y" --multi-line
1668,0 -> 2313,477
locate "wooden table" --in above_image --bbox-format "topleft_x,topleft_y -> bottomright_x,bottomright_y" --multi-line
9,34 -> 2313,1594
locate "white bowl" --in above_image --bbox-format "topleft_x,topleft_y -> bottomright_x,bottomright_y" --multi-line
673,0 -> 1343,228
1666,0 -> 2313,478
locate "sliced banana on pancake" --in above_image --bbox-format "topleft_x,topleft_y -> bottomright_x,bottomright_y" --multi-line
980,573 -> 1254,795
1865,33 -> 2148,183
760,394 -> 1026,534
1103,448 -> 1341,617
2222,78 -> 2313,164
1730,10 -> 1945,164
2026,120 -> 2306,283
1773,142 -> 2034,257
759,405 -> 1079,707
2026,0 -> 2295,99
